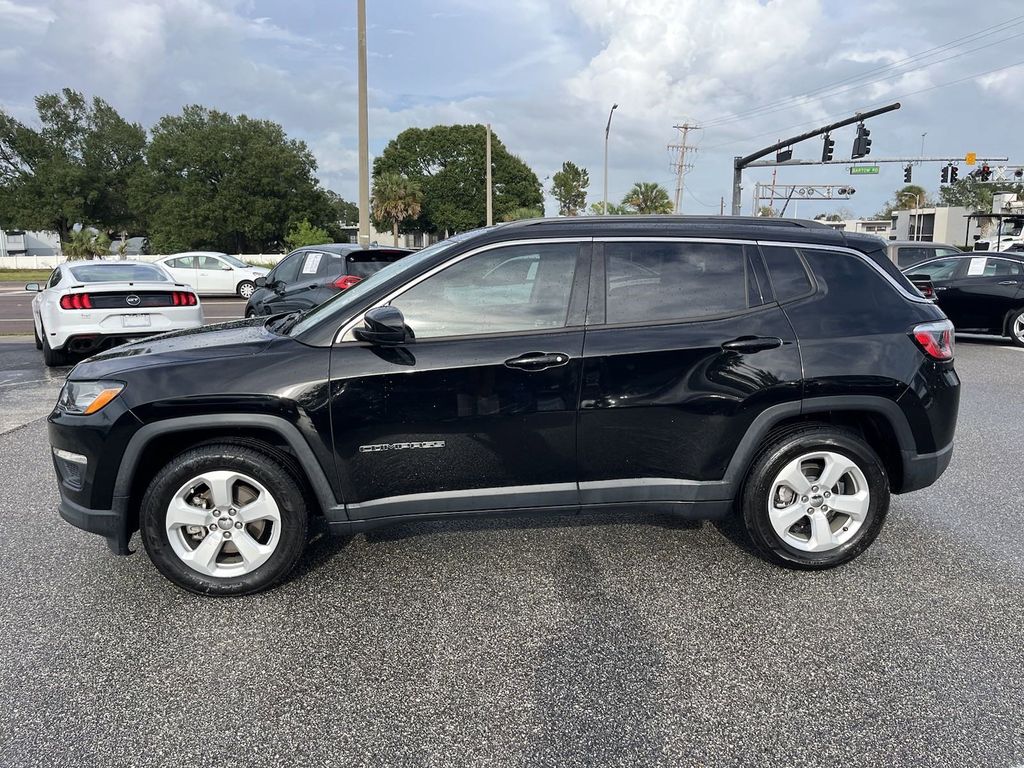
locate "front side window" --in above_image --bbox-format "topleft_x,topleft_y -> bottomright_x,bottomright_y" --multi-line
909,258 -> 962,281
198,255 -> 230,270
605,242 -> 762,324
272,252 -> 304,285
390,243 -> 578,339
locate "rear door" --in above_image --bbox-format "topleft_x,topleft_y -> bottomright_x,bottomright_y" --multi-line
577,238 -> 802,505
162,256 -> 199,289
940,255 -> 1024,332
904,257 -> 967,326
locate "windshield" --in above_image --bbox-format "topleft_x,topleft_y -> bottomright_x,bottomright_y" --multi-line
68,263 -> 169,283
220,254 -> 250,268
997,219 -> 1024,237
289,233 -> 476,336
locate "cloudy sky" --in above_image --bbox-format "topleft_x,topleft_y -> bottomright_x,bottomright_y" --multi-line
1,0 -> 1022,219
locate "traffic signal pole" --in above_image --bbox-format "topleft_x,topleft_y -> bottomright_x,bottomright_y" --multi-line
730,102 -> 901,215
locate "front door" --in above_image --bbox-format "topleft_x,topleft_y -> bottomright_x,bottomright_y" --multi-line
196,254 -> 235,294
577,239 -> 802,504
329,240 -> 590,519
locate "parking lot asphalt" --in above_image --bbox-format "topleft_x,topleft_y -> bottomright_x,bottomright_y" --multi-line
0,282 -> 246,336
0,338 -> 1022,768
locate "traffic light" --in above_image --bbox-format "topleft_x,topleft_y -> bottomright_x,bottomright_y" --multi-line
852,123 -> 872,159
941,165 -> 949,184
980,163 -> 991,181
950,165 -> 959,183
904,164 -> 913,183
822,134 -> 834,162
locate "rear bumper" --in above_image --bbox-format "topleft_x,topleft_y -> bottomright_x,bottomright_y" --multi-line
899,441 -> 954,494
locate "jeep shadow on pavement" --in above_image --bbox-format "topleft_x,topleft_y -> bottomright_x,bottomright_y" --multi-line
47,216 -> 960,595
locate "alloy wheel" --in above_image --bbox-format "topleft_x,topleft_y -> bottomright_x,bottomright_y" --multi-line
766,450 -> 870,553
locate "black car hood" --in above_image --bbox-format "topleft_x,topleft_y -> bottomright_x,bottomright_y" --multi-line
71,318 -> 278,379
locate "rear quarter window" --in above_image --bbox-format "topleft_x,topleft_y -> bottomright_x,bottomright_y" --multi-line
760,246 -> 813,301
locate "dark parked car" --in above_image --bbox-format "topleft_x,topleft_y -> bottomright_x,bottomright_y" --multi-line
245,244 -> 411,317
904,252 -> 1024,347
49,217 -> 959,594
886,241 -> 961,269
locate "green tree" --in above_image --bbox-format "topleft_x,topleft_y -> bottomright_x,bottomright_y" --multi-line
550,161 -> 589,216
875,184 -> 931,219
285,220 -> 331,250
622,182 -> 674,214
63,228 -> 111,259
137,106 -> 336,253
500,206 -> 543,222
0,88 -> 146,239
373,124 -> 543,235
371,172 -> 423,245
327,191 -> 359,226
757,206 -> 778,217
589,201 -> 629,215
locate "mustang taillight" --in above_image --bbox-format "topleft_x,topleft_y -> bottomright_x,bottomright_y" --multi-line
333,275 -> 362,291
911,320 -> 954,361
171,291 -> 198,306
59,293 -> 92,310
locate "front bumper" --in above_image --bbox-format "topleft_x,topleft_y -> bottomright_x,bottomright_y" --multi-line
58,492 -> 132,555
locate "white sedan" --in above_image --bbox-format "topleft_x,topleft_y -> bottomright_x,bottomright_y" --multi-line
155,252 -> 269,298
28,260 -> 204,367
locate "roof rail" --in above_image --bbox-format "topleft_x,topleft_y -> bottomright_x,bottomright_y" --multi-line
499,215 -> 830,229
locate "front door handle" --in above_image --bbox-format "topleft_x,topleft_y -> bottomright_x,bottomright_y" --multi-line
504,351 -> 571,371
934,286 -> 949,291
998,280 -> 1020,285
721,336 -> 783,353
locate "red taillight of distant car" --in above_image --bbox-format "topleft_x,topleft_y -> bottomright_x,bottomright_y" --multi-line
333,275 -> 363,291
59,294 -> 92,310
911,320 -> 955,361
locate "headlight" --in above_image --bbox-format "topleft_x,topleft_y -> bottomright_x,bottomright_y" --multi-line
56,380 -> 125,415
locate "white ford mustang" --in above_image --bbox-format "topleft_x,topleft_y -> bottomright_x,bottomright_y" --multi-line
27,260 -> 205,367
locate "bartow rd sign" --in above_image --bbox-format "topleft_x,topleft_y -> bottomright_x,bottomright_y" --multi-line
849,165 -> 880,175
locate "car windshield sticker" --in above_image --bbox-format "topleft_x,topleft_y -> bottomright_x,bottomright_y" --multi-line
967,257 -> 987,276
302,252 -> 322,274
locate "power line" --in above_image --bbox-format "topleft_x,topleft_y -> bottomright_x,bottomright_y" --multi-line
701,14 -> 1024,129
668,123 -> 700,213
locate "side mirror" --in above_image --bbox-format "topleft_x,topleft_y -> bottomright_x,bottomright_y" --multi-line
353,306 -> 409,346
25,283 -> 41,292
254,276 -> 267,288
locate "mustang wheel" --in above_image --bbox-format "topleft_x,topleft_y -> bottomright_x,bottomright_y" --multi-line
237,280 -> 257,299
741,425 -> 889,569
140,443 -> 309,595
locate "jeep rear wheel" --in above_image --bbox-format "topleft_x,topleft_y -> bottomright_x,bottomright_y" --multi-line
741,426 -> 889,569
140,443 -> 308,595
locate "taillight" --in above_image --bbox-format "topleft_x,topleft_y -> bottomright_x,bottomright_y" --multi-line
171,291 -> 197,306
333,275 -> 362,291
918,284 -> 934,299
911,320 -> 954,361
60,293 -> 92,310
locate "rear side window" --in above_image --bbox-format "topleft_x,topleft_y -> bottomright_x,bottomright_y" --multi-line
897,247 -> 934,268
800,248 -> 913,331
345,253 -> 403,278
604,242 -> 763,324
760,246 -> 813,301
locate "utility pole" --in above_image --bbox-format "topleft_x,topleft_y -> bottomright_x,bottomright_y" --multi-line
356,0 -> 370,248
668,123 -> 699,214
485,124 -> 493,226
603,103 -> 618,214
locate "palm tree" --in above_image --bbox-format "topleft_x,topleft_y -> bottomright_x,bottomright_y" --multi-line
622,182 -> 674,214
63,229 -> 111,260
372,172 -> 423,246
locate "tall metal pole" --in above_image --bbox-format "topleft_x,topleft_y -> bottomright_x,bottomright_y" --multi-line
485,124 -> 493,226
603,103 -> 617,214
356,0 -> 370,248
731,158 -> 743,215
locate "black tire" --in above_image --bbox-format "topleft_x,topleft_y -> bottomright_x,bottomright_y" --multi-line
1008,307 -> 1024,348
245,307 -> 257,319
237,280 -> 257,299
41,327 -> 70,367
33,322 -> 42,350
140,443 -> 309,595
740,425 -> 890,570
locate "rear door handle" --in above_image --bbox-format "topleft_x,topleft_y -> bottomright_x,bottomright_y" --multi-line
721,336 -> 784,353
504,351 -> 571,371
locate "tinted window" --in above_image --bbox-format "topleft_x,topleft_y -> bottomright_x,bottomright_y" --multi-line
344,255 -> 401,279
391,243 -> 578,338
935,248 -> 961,259
760,246 -> 813,302
968,257 -> 1023,277
896,247 -> 935,268
272,252 -> 304,284
604,242 -> 760,324
67,264 -> 169,283
908,258 -> 961,281
801,248 -> 909,331
46,268 -> 61,289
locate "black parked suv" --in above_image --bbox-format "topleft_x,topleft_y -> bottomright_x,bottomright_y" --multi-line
245,243 -> 411,317
49,217 -> 960,595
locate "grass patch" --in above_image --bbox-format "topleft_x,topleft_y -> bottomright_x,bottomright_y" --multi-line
0,269 -> 52,283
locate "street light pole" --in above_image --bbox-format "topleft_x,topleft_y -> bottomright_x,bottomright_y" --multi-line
603,103 -> 618,214
356,0 -> 370,249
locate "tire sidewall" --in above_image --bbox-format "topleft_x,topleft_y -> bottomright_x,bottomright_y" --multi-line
742,429 -> 890,569
140,446 -> 308,595
1009,308 -> 1024,348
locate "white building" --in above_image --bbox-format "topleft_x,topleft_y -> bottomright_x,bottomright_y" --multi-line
888,206 -> 979,248
822,219 -> 892,238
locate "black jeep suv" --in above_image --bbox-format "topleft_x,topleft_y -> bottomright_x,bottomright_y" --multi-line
48,217 -> 960,595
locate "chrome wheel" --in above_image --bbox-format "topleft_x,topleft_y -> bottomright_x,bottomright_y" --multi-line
165,470 -> 282,578
1013,312 -> 1024,344
767,450 -> 870,553
238,281 -> 256,299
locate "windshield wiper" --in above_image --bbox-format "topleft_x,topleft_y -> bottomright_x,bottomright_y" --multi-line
270,310 -> 304,334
